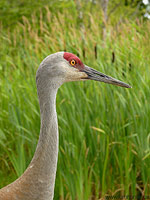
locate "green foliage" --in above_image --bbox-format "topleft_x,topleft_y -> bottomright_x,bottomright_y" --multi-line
0,2 -> 150,199
0,0 -> 147,30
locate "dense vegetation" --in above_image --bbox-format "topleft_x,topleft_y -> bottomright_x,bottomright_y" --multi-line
0,0 -> 150,199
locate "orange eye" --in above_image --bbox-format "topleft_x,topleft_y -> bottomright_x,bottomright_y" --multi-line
70,60 -> 76,66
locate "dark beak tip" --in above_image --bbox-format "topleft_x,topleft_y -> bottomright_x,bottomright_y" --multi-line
117,83 -> 132,89
126,84 -> 132,88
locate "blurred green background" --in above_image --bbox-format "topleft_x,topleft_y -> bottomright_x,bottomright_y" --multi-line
0,0 -> 150,199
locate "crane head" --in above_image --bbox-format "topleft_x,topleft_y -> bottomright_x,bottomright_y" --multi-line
36,52 -> 131,88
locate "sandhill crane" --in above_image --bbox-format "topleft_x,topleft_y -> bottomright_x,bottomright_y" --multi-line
0,52 -> 131,200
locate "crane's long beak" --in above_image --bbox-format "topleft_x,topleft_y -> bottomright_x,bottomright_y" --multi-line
81,65 -> 131,88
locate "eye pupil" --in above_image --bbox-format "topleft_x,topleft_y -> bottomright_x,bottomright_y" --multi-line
71,60 -> 76,65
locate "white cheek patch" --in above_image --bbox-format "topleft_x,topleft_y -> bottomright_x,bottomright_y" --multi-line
62,64 -> 88,81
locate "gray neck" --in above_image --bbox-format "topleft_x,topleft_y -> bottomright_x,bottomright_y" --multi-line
28,85 -> 58,199
4,84 -> 59,200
